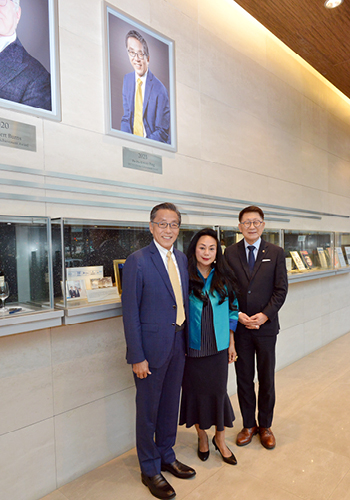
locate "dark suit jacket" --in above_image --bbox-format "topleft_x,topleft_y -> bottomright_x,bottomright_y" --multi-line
121,70 -> 170,144
0,38 -> 51,110
122,241 -> 189,368
225,239 -> 288,336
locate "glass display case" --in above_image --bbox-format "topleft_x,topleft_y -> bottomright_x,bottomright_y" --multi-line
284,230 -> 335,277
0,216 -> 62,336
335,232 -> 350,268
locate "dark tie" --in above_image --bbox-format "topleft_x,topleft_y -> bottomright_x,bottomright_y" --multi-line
248,245 -> 255,273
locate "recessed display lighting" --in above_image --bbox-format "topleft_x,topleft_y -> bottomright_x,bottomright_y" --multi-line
324,0 -> 343,8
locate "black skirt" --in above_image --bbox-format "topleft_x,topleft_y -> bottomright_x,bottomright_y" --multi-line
179,349 -> 235,432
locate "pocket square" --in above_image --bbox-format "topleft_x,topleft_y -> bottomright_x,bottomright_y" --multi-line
262,259 -> 271,262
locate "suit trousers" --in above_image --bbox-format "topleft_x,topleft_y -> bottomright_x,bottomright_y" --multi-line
234,330 -> 277,428
134,330 -> 186,477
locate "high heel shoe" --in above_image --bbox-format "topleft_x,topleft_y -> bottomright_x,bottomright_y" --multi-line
212,436 -> 237,465
197,438 -> 210,461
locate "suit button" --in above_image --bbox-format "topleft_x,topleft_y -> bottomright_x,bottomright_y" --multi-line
172,323 -> 175,326
248,290 -> 251,294
173,305 -> 176,309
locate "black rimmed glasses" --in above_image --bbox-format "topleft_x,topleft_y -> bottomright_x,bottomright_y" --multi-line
151,221 -> 180,229
240,220 -> 263,228
127,50 -> 147,60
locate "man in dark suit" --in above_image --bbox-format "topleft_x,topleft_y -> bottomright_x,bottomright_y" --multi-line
225,206 -> 288,450
122,203 -> 195,499
121,30 -> 170,144
0,0 -> 51,110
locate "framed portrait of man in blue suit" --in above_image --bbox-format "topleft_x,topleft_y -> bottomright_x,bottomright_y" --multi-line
104,3 -> 177,152
0,0 -> 60,120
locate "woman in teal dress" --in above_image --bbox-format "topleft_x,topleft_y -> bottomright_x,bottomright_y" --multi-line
180,228 -> 239,464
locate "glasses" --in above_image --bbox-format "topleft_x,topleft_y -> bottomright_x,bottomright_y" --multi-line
240,220 -> 263,228
151,221 -> 180,229
127,50 -> 147,60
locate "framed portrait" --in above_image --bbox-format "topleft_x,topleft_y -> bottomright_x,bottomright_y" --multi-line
113,259 -> 125,294
66,280 -> 87,301
0,0 -> 61,120
104,3 -> 177,152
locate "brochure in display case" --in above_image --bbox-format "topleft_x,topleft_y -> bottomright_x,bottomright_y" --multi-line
345,247 -> 350,265
65,266 -> 119,303
335,247 -> 347,268
290,251 -> 306,271
317,248 -> 328,269
300,250 -> 314,269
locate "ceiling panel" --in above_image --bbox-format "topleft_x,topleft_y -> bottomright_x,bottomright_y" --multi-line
234,0 -> 350,99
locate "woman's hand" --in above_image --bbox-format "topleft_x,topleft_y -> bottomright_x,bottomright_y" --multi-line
228,330 -> 238,364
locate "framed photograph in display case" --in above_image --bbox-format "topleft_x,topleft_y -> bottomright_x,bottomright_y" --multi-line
104,3 -> 177,151
0,0 -> 61,120
113,259 -> 125,294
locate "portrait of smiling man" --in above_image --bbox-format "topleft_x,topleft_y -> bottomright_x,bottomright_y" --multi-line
0,0 -> 51,110
120,29 -> 171,144
122,203 -> 195,499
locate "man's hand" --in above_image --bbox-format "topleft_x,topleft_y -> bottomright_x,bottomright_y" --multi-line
239,312 -> 268,330
133,360 -> 152,379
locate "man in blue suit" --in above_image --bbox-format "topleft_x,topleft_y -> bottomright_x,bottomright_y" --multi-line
0,0 -> 51,110
121,30 -> 170,144
122,203 -> 195,499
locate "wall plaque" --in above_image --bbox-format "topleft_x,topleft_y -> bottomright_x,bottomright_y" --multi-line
0,118 -> 36,152
123,147 -> 162,174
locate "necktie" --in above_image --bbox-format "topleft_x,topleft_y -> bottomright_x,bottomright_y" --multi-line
167,251 -> 186,325
248,245 -> 255,273
133,78 -> 143,137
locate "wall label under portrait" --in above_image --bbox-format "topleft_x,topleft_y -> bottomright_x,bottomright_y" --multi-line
123,147 -> 162,174
104,3 -> 177,152
0,0 -> 60,120
0,117 -> 36,151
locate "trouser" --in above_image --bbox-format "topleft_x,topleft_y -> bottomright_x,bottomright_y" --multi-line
134,330 -> 186,476
234,331 -> 277,428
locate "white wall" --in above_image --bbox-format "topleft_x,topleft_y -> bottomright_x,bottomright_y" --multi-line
0,0 -> 350,498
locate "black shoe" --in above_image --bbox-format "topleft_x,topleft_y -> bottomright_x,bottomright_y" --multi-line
141,473 -> 176,499
161,459 -> 196,479
197,438 -> 210,461
212,436 -> 237,465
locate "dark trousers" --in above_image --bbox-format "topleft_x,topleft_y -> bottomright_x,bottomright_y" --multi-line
134,330 -> 186,477
234,331 -> 277,428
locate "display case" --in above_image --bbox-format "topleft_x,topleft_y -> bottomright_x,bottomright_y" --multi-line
0,216 -> 63,336
335,232 -> 350,268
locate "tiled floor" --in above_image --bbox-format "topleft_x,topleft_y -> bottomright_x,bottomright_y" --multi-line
40,331 -> 350,500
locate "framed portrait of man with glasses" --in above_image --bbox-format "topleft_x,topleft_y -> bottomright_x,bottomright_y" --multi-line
0,0 -> 60,119
104,3 -> 177,152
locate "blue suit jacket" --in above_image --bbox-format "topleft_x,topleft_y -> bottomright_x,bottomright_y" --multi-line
121,70 -> 170,144
122,241 -> 189,368
0,38 -> 51,110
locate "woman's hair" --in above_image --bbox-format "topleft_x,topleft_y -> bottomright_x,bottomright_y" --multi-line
187,228 -> 238,307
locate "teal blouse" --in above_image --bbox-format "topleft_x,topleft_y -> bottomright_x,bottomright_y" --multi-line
188,268 -> 239,351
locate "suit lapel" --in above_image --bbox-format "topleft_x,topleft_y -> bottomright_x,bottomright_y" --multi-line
143,70 -> 153,115
149,241 -> 175,300
237,240 -> 251,281
0,39 -> 26,89
250,239 -> 268,280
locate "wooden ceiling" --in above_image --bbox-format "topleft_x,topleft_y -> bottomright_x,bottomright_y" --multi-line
234,0 -> 350,100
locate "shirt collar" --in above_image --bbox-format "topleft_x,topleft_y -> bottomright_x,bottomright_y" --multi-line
244,237 -> 261,251
153,239 -> 173,256
134,69 -> 148,85
0,33 -> 16,53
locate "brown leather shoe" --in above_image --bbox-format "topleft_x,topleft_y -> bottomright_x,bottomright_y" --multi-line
236,426 -> 258,446
259,427 -> 276,449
